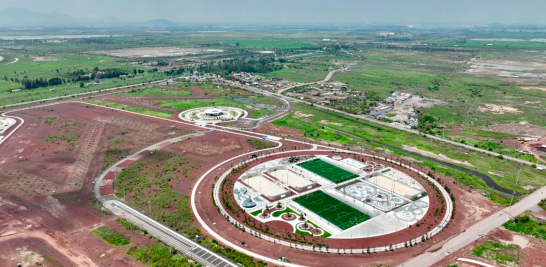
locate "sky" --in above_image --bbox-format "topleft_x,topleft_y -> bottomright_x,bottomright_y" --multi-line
1,0 -> 546,25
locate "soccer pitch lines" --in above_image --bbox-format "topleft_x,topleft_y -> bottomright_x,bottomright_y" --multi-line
297,159 -> 358,184
294,190 -> 370,230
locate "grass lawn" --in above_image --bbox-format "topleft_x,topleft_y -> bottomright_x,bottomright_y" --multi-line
449,136 -> 538,163
84,99 -> 173,118
0,72 -> 164,107
470,241 -> 520,266
158,97 -> 273,118
265,68 -> 329,83
297,159 -> 358,184
251,209 -> 263,216
272,207 -> 299,217
296,220 -> 332,238
294,191 -> 370,230
459,129 -> 518,139
122,87 -> 192,97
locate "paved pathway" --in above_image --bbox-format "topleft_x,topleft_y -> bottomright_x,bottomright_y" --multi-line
104,199 -> 237,267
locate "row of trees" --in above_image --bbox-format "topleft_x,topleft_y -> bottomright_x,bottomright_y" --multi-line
198,56 -> 282,76
20,67 -> 131,89
22,77 -> 64,89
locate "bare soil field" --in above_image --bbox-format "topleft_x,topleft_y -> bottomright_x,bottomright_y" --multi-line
256,121 -> 306,136
477,123 -> 546,138
98,95 -> 178,112
521,86 -> 546,92
478,103 -> 522,114
87,47 -> 223,58
188,85 -> 208,94
31,56 -> 59,62
0,101 -> 208,267
164,131 -> 254,158
466,58 -> 546,84
0,102 -> 200,197
0,187 -> 146,267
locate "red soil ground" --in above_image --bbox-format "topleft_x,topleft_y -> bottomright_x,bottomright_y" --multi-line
256,122 -> 305,137
0,94 -> 501,267
0,102 -> 201,196
0,101 -> 205,267
188,85 -> 207,95
266,220 -> 294,233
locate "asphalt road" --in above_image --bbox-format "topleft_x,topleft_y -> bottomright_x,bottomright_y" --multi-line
399,185 -> 546,267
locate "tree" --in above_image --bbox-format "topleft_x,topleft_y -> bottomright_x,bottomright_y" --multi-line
133,69 -> 137,75
80,82 -> 84,88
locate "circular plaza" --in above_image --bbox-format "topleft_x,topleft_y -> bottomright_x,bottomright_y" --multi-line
179,106 -> 247,124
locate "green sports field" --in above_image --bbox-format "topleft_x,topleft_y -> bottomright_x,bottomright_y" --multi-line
297,159 -> 358,184
294,191 -> 370,230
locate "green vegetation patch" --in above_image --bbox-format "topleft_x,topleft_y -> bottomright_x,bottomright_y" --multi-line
93,226 -> 130,246
250,209 -> 263,216
85,99 -> 173,118
272,103 -> 546,203
294,190 -> 370,230
44,116 -> 57,125
297,159 -> 358,184
265,68 -> 329,83
127,242 -> 198,267
247,139 -> 277,150
115,150 -> 200,238
459,129 -> 517,139
101,137 -> 136,170
470,241 -> 520,266
295,220 -> 332,238
158,96 -> 273,118
449,136 -> 538,163
123,87 -> 192,97
44,133 -> 78,143
202,238 -> 266,267
503,215 -> 546,240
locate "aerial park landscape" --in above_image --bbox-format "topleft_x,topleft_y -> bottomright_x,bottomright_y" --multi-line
1,1 -> 546,267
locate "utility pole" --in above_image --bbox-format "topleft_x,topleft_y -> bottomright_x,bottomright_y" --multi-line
510,163 -> 523,206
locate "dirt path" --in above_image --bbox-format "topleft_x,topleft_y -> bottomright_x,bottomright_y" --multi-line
0,231 -> 98,267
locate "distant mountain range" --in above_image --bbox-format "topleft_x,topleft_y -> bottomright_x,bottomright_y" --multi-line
0,7 -> 175,27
